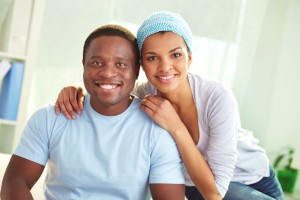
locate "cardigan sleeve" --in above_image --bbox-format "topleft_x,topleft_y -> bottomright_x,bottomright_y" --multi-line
203,84 -> 239,197
131,81 -> 156,99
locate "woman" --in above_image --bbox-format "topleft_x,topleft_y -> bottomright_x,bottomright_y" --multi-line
55,11 -> 284,200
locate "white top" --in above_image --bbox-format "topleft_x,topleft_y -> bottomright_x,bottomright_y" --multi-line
15,95 -> 185,200
132,73 -> 270,196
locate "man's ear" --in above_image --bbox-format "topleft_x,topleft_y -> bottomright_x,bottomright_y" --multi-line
135,63 -> 141,80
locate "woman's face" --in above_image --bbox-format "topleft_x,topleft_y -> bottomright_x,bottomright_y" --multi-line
141,32 -> 192,95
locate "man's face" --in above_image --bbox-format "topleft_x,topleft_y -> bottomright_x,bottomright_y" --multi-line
83,36 -> 137,115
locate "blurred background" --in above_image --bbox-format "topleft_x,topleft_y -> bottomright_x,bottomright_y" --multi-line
0,0 -> 299,198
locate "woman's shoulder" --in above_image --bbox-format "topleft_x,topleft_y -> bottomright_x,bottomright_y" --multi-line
188,73 -> 233,97
131,80 -> 156,98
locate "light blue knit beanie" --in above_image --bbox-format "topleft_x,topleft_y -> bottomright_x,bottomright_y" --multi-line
137,11 -> 193,54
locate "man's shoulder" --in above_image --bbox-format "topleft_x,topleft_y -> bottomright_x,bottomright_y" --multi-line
129,97 -> 169,132
129,96 -> 145,115
28,103 -> 69,125
30,104 -> 55,118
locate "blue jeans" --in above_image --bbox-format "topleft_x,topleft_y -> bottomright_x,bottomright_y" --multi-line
185,165 -> 284,200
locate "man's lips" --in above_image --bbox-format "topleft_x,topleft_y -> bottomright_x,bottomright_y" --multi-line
95,83 -> 120,90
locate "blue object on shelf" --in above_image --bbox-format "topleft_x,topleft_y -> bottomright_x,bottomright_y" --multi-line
0,62 -> 25,121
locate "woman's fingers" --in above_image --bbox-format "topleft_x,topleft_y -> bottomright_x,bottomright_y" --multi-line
76,88 -> 85,111
140,95 -> 184,135
55,92 -> 73,119
55,99 -> 61,115
141,95 -> 160,113
140,95 -> 174,129
55,86 -> 84,119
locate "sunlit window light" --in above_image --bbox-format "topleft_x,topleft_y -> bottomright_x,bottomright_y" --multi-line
110,21 -> 238,87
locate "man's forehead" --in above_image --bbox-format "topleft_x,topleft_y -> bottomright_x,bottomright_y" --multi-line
89,36 -> 132,50
85,38 -> 135,61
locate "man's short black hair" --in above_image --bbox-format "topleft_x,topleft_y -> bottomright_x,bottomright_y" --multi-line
82,24 -> 140,67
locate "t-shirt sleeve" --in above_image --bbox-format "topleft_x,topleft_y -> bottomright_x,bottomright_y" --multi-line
149,127 -> 185,184
14,106 -> 52,166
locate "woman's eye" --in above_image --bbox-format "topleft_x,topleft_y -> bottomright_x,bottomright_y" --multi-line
147,56 -> 157,61
172,53 -> 181,58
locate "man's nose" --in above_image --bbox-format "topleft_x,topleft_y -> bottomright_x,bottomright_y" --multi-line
99,65 -> 118,78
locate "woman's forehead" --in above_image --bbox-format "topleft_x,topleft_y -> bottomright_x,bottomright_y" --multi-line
143,32 -> 187,50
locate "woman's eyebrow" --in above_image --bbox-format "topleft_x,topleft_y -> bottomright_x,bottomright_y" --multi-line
169,47 -> 183,53
144,47 -> 183,55
143,51 -> 156,56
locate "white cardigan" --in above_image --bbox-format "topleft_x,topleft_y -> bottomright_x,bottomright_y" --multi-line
132,73 -> 269,196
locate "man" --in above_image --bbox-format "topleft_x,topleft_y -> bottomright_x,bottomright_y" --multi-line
1,25 -> 185,200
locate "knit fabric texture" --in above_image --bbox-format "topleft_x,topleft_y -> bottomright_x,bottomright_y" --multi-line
137,11 -> 193,54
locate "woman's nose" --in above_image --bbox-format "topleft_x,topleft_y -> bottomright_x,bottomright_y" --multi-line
159,58 -> 173,71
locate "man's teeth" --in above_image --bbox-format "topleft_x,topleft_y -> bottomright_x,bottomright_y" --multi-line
100,84 -> 117,89
160,75 -> 174,80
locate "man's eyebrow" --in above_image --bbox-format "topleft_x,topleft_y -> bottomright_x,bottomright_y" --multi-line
89,56 -> 102,59
115,56 -> 129,60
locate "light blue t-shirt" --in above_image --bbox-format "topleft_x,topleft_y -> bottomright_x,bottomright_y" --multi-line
15,95 -> 184,200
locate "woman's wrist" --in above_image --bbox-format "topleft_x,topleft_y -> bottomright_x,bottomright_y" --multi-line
170,123 -> 189,140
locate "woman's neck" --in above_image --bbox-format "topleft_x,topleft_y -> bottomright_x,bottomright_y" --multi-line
158,76 -> 193,112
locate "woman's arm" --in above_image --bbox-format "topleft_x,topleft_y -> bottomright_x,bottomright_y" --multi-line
173,125 -> 222,200
204,86 -> 238,196
54,86 -> 85,119
54,81 -> 152,118
140,95 -> 222,200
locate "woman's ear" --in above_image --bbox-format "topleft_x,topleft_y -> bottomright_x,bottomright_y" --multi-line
188,54 -> 192,65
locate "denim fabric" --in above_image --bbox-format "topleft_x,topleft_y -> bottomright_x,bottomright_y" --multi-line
185,165 -> 284,200
185,186 -> 205,200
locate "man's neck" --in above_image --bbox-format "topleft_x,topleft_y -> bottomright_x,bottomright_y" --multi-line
90,96 -> 133,116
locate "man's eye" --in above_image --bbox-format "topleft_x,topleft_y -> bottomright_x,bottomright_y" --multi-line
116,62 -> 125,68
92,61 -> 102,66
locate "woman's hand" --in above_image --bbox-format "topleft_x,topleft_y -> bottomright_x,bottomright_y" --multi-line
140,95 -> 183,135
141,95 -> 222,199
55,86 -> 85,119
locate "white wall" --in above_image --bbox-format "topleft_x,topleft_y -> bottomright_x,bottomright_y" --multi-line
27,0 -> 300,187
265,0 -> 300,166
233,0 -> 300,193
31,0 -> 300,152
233,0 -> 300,168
